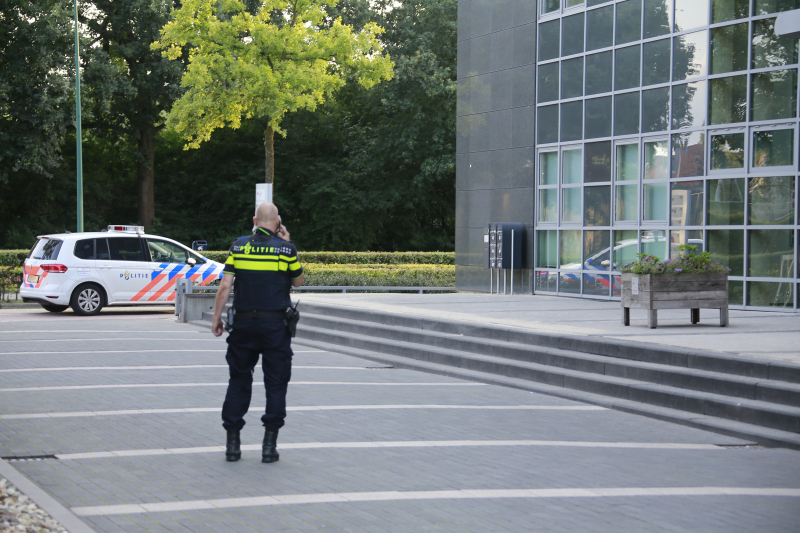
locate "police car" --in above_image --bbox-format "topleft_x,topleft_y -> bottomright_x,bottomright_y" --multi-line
20,225 -> 225,316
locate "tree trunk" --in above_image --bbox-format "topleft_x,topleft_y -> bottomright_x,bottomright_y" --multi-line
264,125 -> 274,185
137,125 -> 156,231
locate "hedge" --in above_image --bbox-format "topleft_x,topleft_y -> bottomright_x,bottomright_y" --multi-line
0,250 -> 28,267
0,266 -> 23,299
203,251 -> 454,265
302,264 -> 454,287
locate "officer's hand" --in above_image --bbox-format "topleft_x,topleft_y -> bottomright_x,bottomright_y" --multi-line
277,224 -> 290,241
212,317 -> 224,337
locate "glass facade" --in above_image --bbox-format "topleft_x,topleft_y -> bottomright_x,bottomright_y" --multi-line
533,0 -> 799,308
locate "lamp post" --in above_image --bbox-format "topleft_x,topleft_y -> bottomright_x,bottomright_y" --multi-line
74,0 -> 84,233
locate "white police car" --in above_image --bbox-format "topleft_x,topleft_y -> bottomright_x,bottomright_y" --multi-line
20,225 -> 225,316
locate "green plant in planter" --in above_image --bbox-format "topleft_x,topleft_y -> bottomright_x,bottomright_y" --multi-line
620,245 -> 731,275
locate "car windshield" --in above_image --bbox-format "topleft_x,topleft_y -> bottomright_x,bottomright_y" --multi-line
30,238 -> 63,260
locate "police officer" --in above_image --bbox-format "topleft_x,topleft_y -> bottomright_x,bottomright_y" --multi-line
211,202 -> 304,463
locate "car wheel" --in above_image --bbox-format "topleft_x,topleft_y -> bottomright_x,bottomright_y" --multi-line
70,284 -> 105,316
40,304 -> 69,313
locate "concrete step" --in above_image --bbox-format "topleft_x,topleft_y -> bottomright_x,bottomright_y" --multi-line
295,323 -> 800,435
297,302 -> 800,384
292,336 -> 800,451
298,312 -> 800,409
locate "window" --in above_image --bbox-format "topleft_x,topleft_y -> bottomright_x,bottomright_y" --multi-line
562,57 -> 584,98
613,230 -> 640,269
674,0 -> 709,31
538,105 -> 559,144
74,239 -> 95,260
671,181 -> 705,226
585,97 -> 612,138
671,131 -> 704,177
616,0 -> 642,45
710,132 -> 745,169
644,183 -> 669,220
707,178 -> 746,224
710,23 -> 748,74
615,45 -> 641,90
673,30 -> 708,81
642,87 -> 670,132
644,139 -> 669,179
615,144 -> 639,221
563,187 -> 583,222
708,229 -> 745,275
752,18 -> 798,69
752,129 -> 795,168
708,75 -> 747,124
586,5 -> 614,51
108,238 -> 144,261
30,239 -> 63,261
643,38 -> 671,86
748,176 -> 795,225
712,0 -> 749,23
539,20 -> 561,61
644,0 -> 672,38
537,230 -> 558,268
586,52 -> 613,95
614,92 -> 641,135
585,186 -> 611,225
538,63 -> 560,103
751,70 -> 798,121
748,229 -> 795,277
543,0 -> 560,14
641,229 -> 668,259
147,239 -> 190,263
585,141 -> 612,182
562,13 -> 585,56
671,82 -> 707,129
753,0 -> 800,17
561,101 -> 584,141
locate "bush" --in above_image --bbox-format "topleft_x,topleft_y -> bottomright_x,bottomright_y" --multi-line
201,251 -> 454,265
0,250 -> 28,268
0,266 -> 23,300
302,264 -> 454,287
620,245 -> 731,275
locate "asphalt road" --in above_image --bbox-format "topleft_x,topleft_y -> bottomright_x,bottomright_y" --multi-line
1,308 -> 799,532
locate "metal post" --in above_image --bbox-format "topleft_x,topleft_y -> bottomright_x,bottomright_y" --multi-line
503,269 -> 506,295
511,230 -> 514,296
74,0 -> 83,233
490,268 -> 493,294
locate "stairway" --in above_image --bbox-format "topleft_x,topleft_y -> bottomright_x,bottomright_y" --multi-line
195,302 -> 800,449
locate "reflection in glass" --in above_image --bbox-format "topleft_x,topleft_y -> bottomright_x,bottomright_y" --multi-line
641,229 -> 668,259
583,273 -> 611,296
753,0 -> 800,18
540,152 -> 558,185
559,272 -> 582,293
584,230 -> 611,271
644,0 -> 672,38
710,133 -> 745,169
643,39 -> 671,86
616,45 -> 641,90
671,181 -> 705,226
542,0 -> 560,14
562,13 -> 585,57
585,186 -> 611,226
748,176 -> 796,225
560,229 -> 582,266
586,52 -> 613,95
538,63 -> 559,103
536,272 -> 558,292
585,141 -> 612,182
538,105 -> 559,145
673,31 -> 708,81
748,229 -> 795,277
614,230 -> 639,270
712,0 -> 750,22
614,92 -> 641,136
563,149 -> 583,184
671,131 -> 705,177
644,140 -> 669,179
753,129 -> 795,167
616,184 -> 639,221
644,183 -> 668,220
616,144 -> 639,181
709,75 -> 747,124
536,230 -> 558,268
587,0 -> 610,5
642,87 -> 670,132
539,20 -> 560,62
710,23 -> 749,74
563,187 -> 583,222
561,101 -> 583,141
670,230 -> 704,258
587,6 -> 614,51
672,82 -> 707,129
747,281 -> 794,307
707,178 -> 746,225
752,18 -> 799,69
585,97 -> 612,139
562,57 -> 584,99
566,0 -> 585,7
751,70 -> 798,121
708,229 -> 744,275
728,280 -> 743,306
616,0 -> 642,45
539,188 -> 558,222
674,0 -> 709,31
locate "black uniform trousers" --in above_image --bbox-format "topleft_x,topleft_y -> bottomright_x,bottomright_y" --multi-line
221,317 -> 293,431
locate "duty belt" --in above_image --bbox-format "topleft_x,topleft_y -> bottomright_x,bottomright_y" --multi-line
233,309 -> 285,320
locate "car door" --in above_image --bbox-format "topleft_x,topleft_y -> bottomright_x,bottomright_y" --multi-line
97,237 -> 152,302
142,238 -> 202,302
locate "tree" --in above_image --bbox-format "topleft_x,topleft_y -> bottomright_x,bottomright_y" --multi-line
152,0 -> 393,186
79,0 -> 186,230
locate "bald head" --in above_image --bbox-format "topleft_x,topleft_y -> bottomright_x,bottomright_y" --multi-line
255,202 -> 279,228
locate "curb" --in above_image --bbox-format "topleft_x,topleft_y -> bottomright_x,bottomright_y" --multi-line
0,457 -> 98,533
0,303 -> 41,309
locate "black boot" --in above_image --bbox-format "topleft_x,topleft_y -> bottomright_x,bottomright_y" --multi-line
226,430 -> 241,462
262,427 -> 280,463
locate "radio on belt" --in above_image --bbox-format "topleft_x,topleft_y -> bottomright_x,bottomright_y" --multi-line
484,222 -> 524,295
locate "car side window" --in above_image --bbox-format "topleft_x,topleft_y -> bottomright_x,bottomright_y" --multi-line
74,239 -> 95,260
147,239 -> 189,264
108,238 -> 145,261
96,239 -> 110,260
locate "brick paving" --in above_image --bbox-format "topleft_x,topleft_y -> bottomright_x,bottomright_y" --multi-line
0,308 -> 799,532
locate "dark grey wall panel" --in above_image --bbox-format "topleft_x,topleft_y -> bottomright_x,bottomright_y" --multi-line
491,30 -> 515,72
490,187 -> 533,223
489,109 -> 513,150
457,77 -> 470,116
468,113 -> 490,152
455,265 -> 491,292
457,37 -> 470,79
492,0 -> 515,33
456,153 -> 469,189
491,147 -> 534,190
471,34 -> 492,75
513,0 -> 537,26
458,1 -> 471,42
513,23 -> 537,67
512,106 -> 535,147
467,150 -> 492,190
470,73 -> 492,114
457,115 -> 468,154
512,65 -> 536,107
490,69 -> 514,110
455,228 -> 485,267
471,0 -> 494,38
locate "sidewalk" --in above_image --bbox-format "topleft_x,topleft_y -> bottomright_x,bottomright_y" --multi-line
292,293 -> 800,364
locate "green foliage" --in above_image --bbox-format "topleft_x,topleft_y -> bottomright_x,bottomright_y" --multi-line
621,245 -> 731,275
302,263 -> 454,287
153,0 -> 393,148
202,250 -> 454,264
0,250 -> 29,268
0,266 -> 23,299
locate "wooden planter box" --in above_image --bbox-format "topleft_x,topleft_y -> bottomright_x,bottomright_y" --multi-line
621,273 -> 729,329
